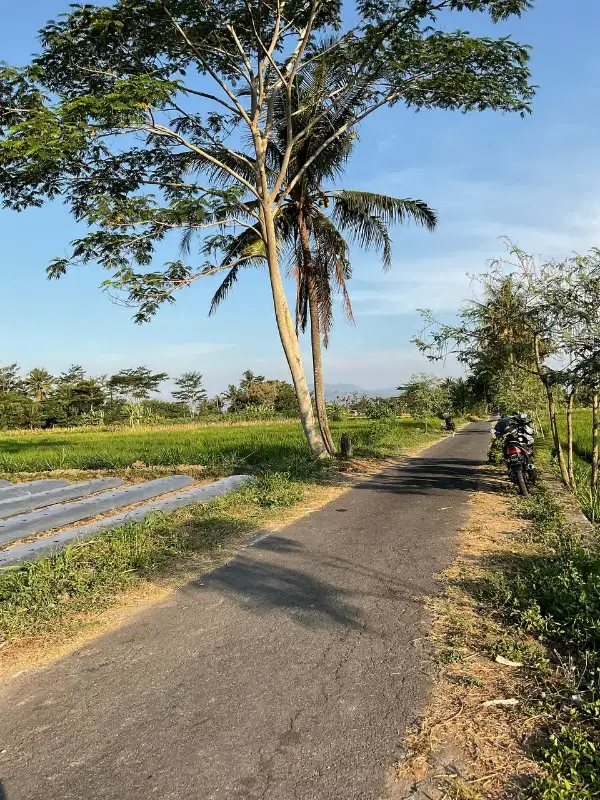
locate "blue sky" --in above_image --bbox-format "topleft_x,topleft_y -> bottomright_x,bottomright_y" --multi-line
2,1 -> 600,396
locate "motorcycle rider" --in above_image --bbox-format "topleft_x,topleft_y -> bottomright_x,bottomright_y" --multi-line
444,413 -> 456,436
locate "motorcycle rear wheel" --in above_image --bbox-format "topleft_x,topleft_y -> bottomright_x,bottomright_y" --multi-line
515,466 -> 529,497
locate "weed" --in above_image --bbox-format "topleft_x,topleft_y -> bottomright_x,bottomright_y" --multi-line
480,484 -> 600,798
528,724 -> 600,799
439,648 -> 464,664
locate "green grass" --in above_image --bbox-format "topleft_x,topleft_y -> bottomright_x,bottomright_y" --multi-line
0,416 -> 442,478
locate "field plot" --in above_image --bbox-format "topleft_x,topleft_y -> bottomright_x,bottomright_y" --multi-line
0,417 -> 441,477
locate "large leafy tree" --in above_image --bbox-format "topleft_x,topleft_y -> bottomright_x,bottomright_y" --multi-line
0,363 -> 24,394
0,0 -> 534,457
107,366 -> 168,402
58,364 -> 87,385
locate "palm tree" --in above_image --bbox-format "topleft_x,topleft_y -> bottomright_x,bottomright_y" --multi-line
179,61 -> 436,452
25,368 -> 54,402
204,69 -> 436,452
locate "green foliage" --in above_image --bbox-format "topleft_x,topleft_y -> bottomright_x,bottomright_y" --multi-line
529,725 -> 600,799
0,0 -> 533,320
495,368 -> 548,419
24,367 -> 54,402
0,392 -> 33,429
398,373 -> 451,424
488,436 -> 504,465
107,366 -> 167,402
223,371 -> 298,415
0,363 -> 24,393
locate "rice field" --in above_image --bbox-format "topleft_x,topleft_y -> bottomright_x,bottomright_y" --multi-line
0,416 -> 442,477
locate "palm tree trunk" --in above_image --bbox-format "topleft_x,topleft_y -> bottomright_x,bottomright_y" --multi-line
307,278 -> 336,454
260,200 -> 327,459
566,388 -> 576,489
592,393 -> 599,499
297,209 -> 336,455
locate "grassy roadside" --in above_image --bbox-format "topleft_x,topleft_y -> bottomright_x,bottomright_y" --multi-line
0,418 -> 451,671
395,471 -> 600,800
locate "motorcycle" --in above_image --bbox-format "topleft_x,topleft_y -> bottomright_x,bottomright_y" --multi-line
443,415 -> 456,436
492,414 -> 536,496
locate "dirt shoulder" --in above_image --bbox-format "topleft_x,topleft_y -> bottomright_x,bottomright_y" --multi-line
391,468 -> 544,799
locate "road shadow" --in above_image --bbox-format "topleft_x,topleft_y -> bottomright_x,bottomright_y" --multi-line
185,534 -> 430,632
196,548 -> 362,630
354,459 -> 484,497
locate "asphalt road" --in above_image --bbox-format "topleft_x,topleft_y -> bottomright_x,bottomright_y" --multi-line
0,422 -> 491,800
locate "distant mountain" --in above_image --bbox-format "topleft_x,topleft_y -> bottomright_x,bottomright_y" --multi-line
311,383 -> 398,401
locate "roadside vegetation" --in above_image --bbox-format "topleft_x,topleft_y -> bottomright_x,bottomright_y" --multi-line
486,485 -> 600,798
400,475 -> 600,799
411,244 -> 600,797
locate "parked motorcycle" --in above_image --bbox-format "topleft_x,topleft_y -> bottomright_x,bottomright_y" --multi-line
492,414 -> 536,496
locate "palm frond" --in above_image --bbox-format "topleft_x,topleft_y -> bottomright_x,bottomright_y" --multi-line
209,266 -> 242,316
209,226 -> 267,315
332,191 -> 438,231
331,192 -> 437,269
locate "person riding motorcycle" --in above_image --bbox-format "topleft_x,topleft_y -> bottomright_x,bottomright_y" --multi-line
444,414 -> 456,435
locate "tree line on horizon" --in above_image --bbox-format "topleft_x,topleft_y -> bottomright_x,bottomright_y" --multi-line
0,364 -> 302,428
0,359 -> 489,431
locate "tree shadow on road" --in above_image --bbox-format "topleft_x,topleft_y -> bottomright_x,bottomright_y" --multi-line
354,458 -> 484,496
186,533 -> 431,632
195,543 -> 363,631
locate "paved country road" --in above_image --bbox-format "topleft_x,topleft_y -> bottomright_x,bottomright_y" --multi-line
0,422 -> 491,800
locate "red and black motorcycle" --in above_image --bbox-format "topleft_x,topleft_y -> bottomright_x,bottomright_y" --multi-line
493,414 -> 536,496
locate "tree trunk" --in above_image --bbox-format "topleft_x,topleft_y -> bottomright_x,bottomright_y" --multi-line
534,336 -> 570,485
260,201 -> 327,458
307,284 -> 336,454
547,384 -> 570,486
567,388 -> 576,488
592,393 -> 599,499
296,207 -> 335,455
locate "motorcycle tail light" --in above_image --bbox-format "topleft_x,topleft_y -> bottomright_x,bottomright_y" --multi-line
506,446 -> 520,456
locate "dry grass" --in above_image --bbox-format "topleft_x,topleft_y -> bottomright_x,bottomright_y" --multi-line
391,470 -> 546,800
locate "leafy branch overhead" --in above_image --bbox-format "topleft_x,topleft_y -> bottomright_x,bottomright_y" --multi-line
0,0 -> 533,317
